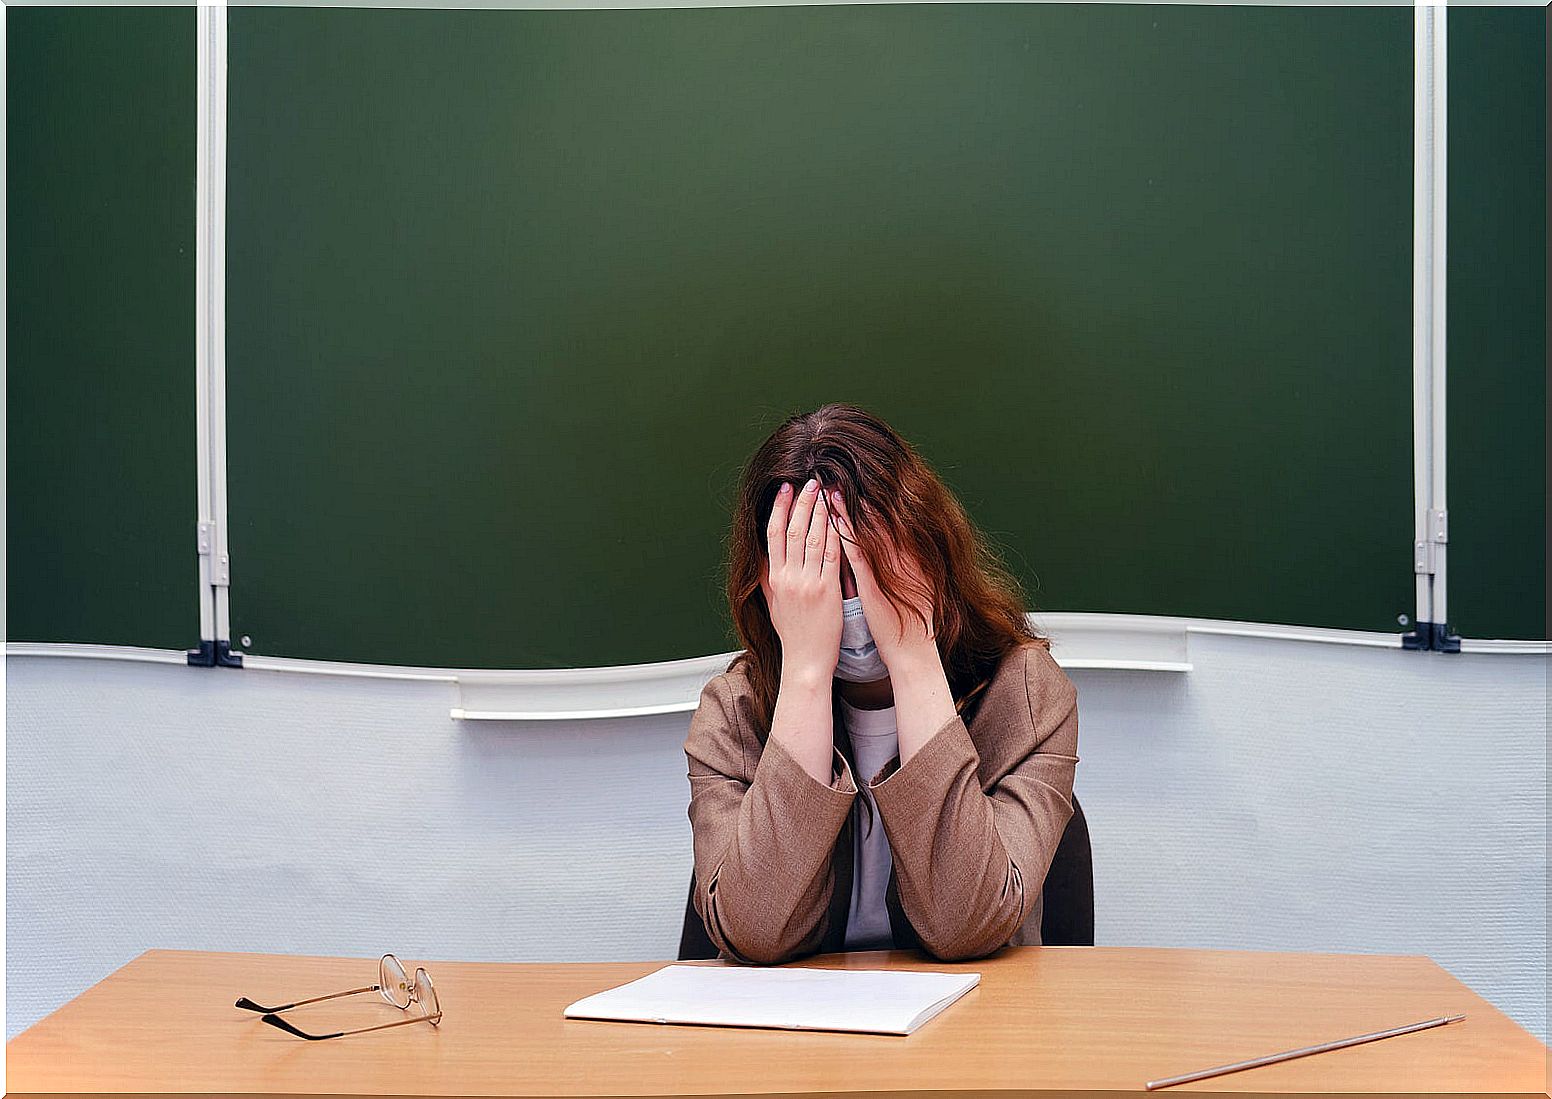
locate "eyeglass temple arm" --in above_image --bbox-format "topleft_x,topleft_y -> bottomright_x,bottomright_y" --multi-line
259,1013 -> 346,1040
260,1011 -> 440,1041
235,983 -> 379,1014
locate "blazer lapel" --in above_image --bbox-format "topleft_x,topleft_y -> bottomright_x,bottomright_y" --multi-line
885,869 -> 921,953
820,688 -> 855,954
821,813 -> 854,953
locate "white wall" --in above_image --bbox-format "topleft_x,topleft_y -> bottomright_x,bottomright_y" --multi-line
6,635 -> 1546,1041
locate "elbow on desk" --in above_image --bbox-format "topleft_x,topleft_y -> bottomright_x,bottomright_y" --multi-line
705,895 -> 813,966
714,921 -> 810,966
723,937 -> 805,967
909,889 -> 1025,962
914,927 -> 1012,963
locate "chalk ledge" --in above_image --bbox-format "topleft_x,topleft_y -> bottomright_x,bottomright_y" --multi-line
16,618 -> 1543,723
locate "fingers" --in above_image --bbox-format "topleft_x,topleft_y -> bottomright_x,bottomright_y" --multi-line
818,495 -> 842,586
767,478 -> 837,586
802,485 -> 830,578
827,490 -> 868,582
831,490 -> 936,638
786,477 -> 822,571
766,482 -> 792,571
829,490 -> 894,622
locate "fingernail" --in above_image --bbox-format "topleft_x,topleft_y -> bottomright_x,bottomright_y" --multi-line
778,482 -> 790,495
803,478 -> 817,493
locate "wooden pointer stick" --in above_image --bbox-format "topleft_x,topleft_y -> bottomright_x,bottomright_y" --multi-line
1145,1013 -> 1467,1091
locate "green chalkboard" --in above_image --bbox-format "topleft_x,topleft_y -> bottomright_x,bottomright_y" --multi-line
7,8 -> 197,650
225,4 -> 1418,669
1446,6 -> 1547,642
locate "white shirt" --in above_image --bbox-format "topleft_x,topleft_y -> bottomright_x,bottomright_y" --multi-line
840,696 -> 900,951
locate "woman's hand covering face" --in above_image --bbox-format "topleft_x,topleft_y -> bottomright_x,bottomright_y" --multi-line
827,489 -> 937,670
758,478 -> 844,681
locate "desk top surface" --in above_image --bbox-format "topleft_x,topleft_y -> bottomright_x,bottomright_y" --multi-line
7,946 -> 1546,1097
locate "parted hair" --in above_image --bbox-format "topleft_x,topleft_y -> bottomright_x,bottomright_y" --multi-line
724,402 -> 1047,734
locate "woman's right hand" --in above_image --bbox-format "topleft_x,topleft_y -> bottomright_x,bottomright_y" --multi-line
760,477 -> 843,683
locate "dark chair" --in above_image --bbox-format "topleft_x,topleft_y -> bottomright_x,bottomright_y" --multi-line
677,793 -> 1093,959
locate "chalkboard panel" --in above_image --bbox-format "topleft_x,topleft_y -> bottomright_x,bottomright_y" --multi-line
7,8 -> 197,650
1446,6 -> 1546,642
226,4 -> 1415,669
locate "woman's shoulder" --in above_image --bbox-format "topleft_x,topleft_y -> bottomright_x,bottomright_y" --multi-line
691,657 -> 747,722
1016,637 -> 1075,695
685,659 -> 756,777
701,654 -> 755,705
983,635 -> 1066,685
972,638 -> 1077,731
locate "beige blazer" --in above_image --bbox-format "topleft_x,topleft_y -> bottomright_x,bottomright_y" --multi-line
683,640 -> 1079,964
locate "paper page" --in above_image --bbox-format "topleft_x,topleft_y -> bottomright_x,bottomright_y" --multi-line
563,965 -> 980,1035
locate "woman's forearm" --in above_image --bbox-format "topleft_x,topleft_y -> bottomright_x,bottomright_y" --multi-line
769,665 -> 839,784
887,645 -> 958,766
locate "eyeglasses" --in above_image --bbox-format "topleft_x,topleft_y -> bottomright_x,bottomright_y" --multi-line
235,953 -> 442,1040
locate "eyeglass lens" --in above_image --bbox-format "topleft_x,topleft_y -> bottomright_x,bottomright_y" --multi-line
379,954 -> 411,1008
413,967 -> 441,1025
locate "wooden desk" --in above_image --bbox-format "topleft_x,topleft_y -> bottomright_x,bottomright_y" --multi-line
7,947 -> 1545,1097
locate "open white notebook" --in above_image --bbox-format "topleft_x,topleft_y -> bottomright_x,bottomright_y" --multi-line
563,964 -> 980,1036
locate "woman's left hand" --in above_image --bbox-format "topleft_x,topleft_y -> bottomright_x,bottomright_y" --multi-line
827,489 -> 938,672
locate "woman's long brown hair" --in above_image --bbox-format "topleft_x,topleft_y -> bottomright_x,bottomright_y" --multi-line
724,403 -> 1047,734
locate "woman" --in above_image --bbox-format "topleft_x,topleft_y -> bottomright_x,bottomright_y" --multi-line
684,403 -> 1079,965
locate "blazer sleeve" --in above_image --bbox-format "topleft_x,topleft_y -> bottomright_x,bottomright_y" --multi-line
867,644 -> 1079,961
683,673 -> 859,965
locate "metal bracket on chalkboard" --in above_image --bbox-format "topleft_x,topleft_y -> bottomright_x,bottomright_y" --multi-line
1401,622 -> 1461,653
186,639 -> 245,668
1411,509 -> 1449,580
1404,509 -> 1460,652
197,520 -> 230,587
